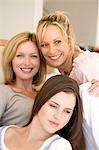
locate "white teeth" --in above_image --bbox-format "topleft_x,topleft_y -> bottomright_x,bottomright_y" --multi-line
50,55 -> 61,60
21,68 -> 32,72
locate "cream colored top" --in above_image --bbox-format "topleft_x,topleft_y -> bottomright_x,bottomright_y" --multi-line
70,50 -> 99,85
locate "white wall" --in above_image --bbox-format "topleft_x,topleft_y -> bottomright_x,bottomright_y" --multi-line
44,0 -> 98,46
0,0 -> 43,39
1,0 -> 99,47
96,0 -> 99,47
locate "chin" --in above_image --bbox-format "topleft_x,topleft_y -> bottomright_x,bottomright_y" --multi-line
48,62 -> 60,68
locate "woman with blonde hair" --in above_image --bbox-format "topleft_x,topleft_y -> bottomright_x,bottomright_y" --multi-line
36,11 -> 99,96
0,32 -> 46,126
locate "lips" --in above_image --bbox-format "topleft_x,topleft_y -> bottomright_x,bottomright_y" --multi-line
49,120 -> 59,126
48,54 -> 62,60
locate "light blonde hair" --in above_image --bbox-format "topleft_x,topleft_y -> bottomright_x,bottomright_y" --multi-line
36,11 -> 76,51
3,32 -> 46,85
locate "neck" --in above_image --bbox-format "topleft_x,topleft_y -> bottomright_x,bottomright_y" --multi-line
11,79 -> 37,99
21,116 -> 51,141
6,117 -> 52,150
59,49 -> 80,75
14,78 -> 33,90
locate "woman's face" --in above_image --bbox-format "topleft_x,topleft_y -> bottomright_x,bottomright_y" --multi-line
40,25 -> 70,69
37,91 -> 76,135
12,41 -> 40,82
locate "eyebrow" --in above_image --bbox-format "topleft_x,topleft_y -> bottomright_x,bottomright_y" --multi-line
50,101 -> 74,111
51,101 -> 59,106
42,37 -> 61,43
16,51 -> 38,54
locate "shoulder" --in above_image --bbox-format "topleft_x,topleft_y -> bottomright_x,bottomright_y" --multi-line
0,126 -> 11,143
51,135 -> 72,149
0,126 -> 6,146
72,51 -> 99,82
0,84 -> 11,91
45,134 -> 72,150
80,82 -> 91,90
0,125 -> 17,134
74,50 -> 99,63
0,125 -> 18,148
0,84 -> 13,100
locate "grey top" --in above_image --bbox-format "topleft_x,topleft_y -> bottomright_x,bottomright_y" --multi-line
0,84 -> 34,127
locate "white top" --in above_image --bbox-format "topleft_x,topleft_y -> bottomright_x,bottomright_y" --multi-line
0,126 -> 72,150
80,82 -> 99,150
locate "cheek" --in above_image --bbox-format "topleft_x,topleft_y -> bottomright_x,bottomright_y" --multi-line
40,49 -> 47,56
38,105 -> 52,121
12,58 -> 20,66
38,106 -> 48,118
36,60 -> 40,68
12,60 -> 16,71
33,57 -> 40,66
61,113 -> 73,127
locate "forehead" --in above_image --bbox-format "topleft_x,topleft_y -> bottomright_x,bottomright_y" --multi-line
16,41 -> 38,52
48,91 -> 76,108
42,25 -> 65,43
44,25 -> 62,35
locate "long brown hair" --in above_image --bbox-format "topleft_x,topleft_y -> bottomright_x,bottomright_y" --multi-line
29,74 -> 85,150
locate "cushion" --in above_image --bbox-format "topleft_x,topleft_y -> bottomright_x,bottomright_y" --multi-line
0,46 -> 5,84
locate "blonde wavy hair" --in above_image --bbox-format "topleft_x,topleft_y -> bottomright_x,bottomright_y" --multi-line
3,32 -> 46,85
36,11 -> 76,52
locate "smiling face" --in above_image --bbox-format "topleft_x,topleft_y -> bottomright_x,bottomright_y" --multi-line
37,91 -> 76,135
40,25 -> 70,69
12,41 -> 40,82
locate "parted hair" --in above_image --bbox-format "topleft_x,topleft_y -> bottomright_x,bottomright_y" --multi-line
3,32 -> 46,86
29,74 -> 85,150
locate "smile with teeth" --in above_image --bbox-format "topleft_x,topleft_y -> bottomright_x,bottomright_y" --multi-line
49,54 -> 61,60
21,68 -> 33,72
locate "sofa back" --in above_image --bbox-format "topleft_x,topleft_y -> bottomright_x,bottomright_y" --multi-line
0,40 -> 7,84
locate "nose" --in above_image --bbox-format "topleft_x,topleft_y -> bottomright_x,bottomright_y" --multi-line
24,56 -> 31,65
49,44 -> 56,55
54,111 -> 62,121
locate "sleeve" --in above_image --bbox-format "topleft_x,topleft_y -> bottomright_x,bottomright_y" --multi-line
70,51 -> 99,85
80,82 -> 99,148
0,86 -> 8,120
69,63 -> 87,85
49,138 -> 72,150
0,127 -> 4,149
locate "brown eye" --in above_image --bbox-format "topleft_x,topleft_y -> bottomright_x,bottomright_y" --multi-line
55,40 -> 62,45
49,104 -> 57,109
16,54 -> 23,57
64,110 -> 73,114
41,43 -> 49,47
